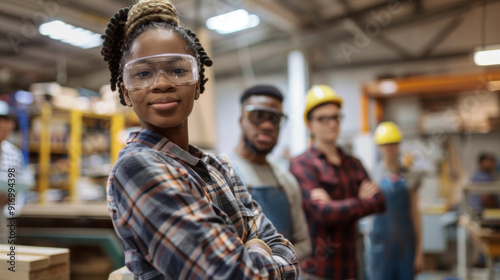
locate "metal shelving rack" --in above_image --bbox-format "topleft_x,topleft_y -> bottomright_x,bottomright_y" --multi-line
36,104 -> 125,203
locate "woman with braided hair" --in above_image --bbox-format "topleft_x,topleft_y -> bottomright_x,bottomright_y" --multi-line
102,1 -> 299,279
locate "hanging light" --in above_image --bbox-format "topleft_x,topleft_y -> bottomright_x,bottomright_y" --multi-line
474,45 -> 500,66
39,20 -> 102,49
206,9 -> 260,34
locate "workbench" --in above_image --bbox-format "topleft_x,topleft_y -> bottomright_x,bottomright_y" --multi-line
16,202 -> 123,271
458,215 -> 500,280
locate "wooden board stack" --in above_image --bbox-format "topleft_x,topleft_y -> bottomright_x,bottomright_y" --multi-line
0,245 -> 70,280
108,266 -> 133,280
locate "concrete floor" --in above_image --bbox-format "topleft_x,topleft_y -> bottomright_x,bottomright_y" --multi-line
417,271 -> 457,280
417,268 -> 500,280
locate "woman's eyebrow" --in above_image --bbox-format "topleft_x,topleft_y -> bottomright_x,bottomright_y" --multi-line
137,57 -> 184,65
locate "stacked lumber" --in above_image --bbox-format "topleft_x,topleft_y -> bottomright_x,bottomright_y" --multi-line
108,266 -> 133,280
0,245 -> 70,280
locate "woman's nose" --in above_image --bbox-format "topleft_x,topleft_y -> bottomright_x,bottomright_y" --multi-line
151,70 -> 175,90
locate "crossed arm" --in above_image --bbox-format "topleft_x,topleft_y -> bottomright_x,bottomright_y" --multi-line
289,158 -> 386,226
109,152 -> 299,279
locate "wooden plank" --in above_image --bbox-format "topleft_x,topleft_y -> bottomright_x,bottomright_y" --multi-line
51,272 -> 70,280
18,203 -> 109,218
483,209 -> 500,220
0,254 -> 49,271
0,245 -> 69,266
0,267 -> 48,280
48,263 -> 70,275
8,271 -> 70,280
460,215 -> 500,258
460,216 -> 500,239
35,265 -> 70,280
0,263 -> 70,280
484,242 -> 500,255
108,266 -> 134,280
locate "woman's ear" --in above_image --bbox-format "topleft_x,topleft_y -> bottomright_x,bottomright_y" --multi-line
120,83 -> 132,106
194,82 -> 201,100
306,122 -> 313,133
196,81 -> 201,94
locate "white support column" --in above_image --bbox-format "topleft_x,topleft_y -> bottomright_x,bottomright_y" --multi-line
287,50 -> 308,156
457,224 -> 467,279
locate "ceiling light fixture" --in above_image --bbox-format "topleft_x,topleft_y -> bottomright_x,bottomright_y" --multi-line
378,80 -> 398,94
474,45 -> 500,66
39,20 -> 102,49
206,9 -> 260,34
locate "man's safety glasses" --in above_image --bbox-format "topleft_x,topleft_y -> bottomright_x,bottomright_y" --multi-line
313,114 -> 344,124
244,105 -> 287,129
123,53 -> 199,91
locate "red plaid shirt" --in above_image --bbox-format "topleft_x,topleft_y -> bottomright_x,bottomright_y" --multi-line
290,147 -> 386,280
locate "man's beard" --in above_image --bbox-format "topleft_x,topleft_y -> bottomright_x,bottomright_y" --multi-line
243,133 -> 274,156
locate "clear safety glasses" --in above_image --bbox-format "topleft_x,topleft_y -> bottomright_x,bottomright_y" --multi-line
244,105 -> 287,129
123,53 -> 199,91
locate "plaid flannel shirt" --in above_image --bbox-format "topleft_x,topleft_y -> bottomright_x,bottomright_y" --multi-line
289,147 -> 386,280
107,129 -> 299,280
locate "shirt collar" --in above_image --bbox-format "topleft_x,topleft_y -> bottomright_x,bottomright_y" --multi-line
309,145 -> 346,159
126,128 -> 203,167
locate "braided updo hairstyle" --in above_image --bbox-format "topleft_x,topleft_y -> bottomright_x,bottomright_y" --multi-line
101,0 -> 213,106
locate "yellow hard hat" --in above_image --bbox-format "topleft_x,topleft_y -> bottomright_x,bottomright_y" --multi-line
374,121 -> 403,145
303,85 -> 343,124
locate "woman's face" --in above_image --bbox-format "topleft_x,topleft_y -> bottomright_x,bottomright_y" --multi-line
378,143 -> 399,160
307,103 -> 342,143
121,28 -> 200,132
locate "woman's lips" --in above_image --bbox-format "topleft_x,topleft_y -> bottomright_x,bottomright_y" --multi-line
151,102 -> 178,110
149,98 -> 179,111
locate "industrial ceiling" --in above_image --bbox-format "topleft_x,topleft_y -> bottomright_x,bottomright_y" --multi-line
0,0 -> 498,93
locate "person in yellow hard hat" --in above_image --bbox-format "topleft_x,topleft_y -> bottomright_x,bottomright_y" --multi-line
366,121 -> 423,280
289,85 -> 386,280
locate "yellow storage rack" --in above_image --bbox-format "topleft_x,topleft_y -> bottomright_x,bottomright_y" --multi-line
36,105 -> 125,203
